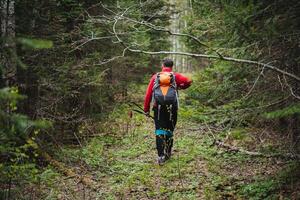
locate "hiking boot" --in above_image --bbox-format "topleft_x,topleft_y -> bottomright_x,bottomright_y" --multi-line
157,156 -> 166,165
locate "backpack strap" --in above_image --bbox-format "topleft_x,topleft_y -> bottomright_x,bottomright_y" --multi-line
153,73 -> 160,89
170,72 -> 177,88
152,73 -> 160,103
170,72 -> 179,109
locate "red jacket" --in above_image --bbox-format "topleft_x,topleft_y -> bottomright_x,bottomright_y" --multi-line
144,67 -> 192,112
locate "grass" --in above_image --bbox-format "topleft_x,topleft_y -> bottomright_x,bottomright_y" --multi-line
30,93 -> 300,199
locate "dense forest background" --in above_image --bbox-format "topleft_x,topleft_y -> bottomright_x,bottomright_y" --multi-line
1,0 -> 299,199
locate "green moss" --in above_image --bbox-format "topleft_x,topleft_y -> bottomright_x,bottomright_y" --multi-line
81,138 -> 104,168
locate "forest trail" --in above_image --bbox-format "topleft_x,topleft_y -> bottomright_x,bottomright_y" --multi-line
1,1 -> 300,199
49,115 -> 211,199
42,87 -> 299,200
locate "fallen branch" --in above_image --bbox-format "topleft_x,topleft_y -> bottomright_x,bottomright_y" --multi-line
214,139 -> 300,160
40,151 -> 97,190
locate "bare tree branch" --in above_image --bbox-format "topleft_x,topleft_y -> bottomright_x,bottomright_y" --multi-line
214,139 -> 300,160
124,48 -> 300,82
94,47 -> 129,66
244,66 -> 266,98
99,2 -> 223,58
88,3 -> 300,82
69,35 -> 116,52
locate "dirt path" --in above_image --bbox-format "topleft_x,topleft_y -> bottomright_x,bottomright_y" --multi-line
42,111 -> 299,200
93,119 -> 210,199
46,116 -> 211,199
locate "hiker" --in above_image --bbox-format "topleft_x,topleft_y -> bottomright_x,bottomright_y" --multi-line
144,58 -> 192,165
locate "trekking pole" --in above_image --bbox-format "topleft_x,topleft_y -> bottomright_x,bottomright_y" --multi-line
127,101 -> 154,120
132,109 -> 154,120
131,102 -> 144,111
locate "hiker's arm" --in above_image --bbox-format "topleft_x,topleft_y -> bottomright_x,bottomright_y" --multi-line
175,73 -> 192,89
144,76 -> 155,113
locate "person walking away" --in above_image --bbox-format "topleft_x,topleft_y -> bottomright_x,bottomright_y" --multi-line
144,58 -> 192,165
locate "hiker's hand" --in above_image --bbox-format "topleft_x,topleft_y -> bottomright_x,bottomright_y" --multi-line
178,83 -> 185,89
145,111 -> 150,117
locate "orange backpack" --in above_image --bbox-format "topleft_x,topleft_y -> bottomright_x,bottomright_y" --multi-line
152,72 -> 178,106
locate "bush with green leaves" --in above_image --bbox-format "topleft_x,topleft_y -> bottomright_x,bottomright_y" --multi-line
0,87 -> 50,187
183,0 -> 300,133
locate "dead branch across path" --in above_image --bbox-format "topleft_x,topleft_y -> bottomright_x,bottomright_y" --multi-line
125,49 -> 300,82
213,139 -> 300,160
100,3 -> 300,82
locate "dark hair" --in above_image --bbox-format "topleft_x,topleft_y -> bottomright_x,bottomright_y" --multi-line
163,58 -> 173,68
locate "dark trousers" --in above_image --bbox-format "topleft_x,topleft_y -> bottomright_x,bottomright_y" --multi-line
153,104 -> 177,131
153,104 -> 177,157
156,135 -> 173,157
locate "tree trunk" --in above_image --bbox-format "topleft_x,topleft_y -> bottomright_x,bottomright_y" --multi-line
169,0 -> 191,72
0,0 -> 16,87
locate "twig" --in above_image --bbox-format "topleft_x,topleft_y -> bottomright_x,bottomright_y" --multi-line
215,140 -> 262,156
204,122 -> 216,141
69,35 -> 116,52
283,75 -> 300,100
244,66 -> 266,98
277,75 -> 284,91
177,154 -> 184,188
94,47 -> 129,66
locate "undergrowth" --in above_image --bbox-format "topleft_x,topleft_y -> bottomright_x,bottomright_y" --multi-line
35,100 -> 299,199
20,74 -> 300,199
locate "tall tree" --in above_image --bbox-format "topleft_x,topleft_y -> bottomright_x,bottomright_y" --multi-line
0,0 -> 16,87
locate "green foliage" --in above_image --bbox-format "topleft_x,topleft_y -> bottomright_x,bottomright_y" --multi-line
183,63 -> 259,126
39,167 -> 61,187
81,138 -> 104,168
11,0 -> 171,149
18,38 -> 53,49
0,87 -> 50,186
184,0 -> 300,132
263,104 -> 300,119
238,162 -> 300,199
240,179 -> 278,200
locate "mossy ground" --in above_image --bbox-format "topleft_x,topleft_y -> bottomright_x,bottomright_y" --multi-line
34,104 -> 299,199
29,84 -> 300,200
